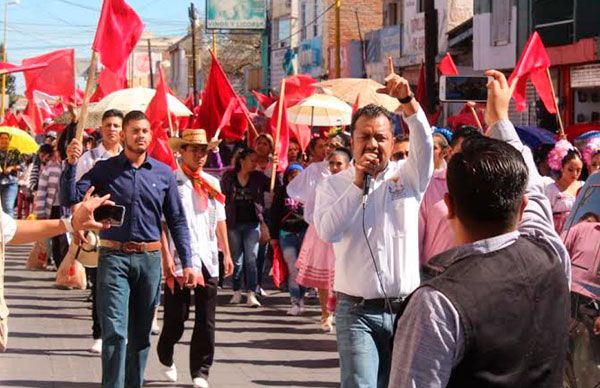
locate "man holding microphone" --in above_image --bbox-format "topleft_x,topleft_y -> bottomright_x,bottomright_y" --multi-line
313,58 -> 433,387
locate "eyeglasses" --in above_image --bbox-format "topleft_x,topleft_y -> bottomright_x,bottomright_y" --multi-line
392,151 -> 409,161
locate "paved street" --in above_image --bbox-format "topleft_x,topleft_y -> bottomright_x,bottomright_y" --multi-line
0,245 -> 339,387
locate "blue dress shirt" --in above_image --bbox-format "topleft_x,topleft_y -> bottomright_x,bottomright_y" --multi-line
64,152 -> 192,268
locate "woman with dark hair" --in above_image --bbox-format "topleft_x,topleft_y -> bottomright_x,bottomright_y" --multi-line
544,139 -> 584,233
287,138 -> 303,166
221,148 -> 270,307
269,163 -> 308,315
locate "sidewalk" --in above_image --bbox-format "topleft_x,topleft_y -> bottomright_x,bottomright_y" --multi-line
0,244 -> 339,387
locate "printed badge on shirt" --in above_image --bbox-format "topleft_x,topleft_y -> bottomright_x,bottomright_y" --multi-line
387,177 -> 408,201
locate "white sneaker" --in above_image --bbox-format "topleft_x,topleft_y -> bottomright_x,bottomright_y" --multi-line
286,304 -> 304,316
163,363 -> 177,383
192,377 -> 209,388
246,291 -> 261,307
89,339 -> 102,354
257,287 -> 269,297
230,290 -> 242,304
151,316 -> 160,335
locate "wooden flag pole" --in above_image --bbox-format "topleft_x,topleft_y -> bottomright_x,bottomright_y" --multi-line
467,103 -> 483,130
546,68 -> 565,138
270,79 -> 286,192
75,51 -> 98,141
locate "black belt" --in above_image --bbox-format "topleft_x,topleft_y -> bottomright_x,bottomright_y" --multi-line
337,292 -> 404,313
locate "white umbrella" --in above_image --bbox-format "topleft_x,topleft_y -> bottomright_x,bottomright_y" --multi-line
88,87 -> 192,127
265,94 -> 352,127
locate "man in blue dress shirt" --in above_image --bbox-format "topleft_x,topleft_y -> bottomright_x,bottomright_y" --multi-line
65,110 -> 194,388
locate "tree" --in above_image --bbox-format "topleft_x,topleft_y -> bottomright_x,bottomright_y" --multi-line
0,44 -> 17,102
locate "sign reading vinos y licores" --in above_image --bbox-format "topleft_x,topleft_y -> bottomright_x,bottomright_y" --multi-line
206,0 -> 266,30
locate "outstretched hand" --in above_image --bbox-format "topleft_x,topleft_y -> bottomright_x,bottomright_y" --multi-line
377,57 -> 412,101
484,70 -> 511,128
71,187 -> 114,241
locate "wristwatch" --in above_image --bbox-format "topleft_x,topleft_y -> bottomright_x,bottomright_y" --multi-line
61,216 -> 74,234
399,93 -> 414,104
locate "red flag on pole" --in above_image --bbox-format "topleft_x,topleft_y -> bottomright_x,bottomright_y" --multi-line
0,61 -> 48,75
352,93 -> 360,115
92,0 -> 144,73
146,66 -> 177,170
217,98 -> 251,141
438,53 -> 459,76
252,90 -> 276,109
415,63 -> 429,108
23,49 -> 75,99
24,99 -> 44,135
196,51 -> 248,139
508,31 -> 555,113
289,123 -> 311,152
269,99 -> 290,173
284,74 -> 316,105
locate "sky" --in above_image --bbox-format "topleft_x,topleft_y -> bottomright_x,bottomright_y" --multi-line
4,0 -> 206,93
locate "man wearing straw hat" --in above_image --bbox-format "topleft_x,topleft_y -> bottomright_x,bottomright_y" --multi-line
157,129 -> 234,388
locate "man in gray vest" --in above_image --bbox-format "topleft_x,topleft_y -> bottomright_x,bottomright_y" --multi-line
390,70 -> 571,387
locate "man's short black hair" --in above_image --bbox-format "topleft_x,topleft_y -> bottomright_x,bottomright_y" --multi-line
123,110 -> 148,128
350,104 -> 394,136
450,125 -> 481,147
39,144 -> 54,155
102,109 -> 124,122
447,136 -> 529,232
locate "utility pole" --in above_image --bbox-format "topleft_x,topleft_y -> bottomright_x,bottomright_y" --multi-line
335,0 -> 341,78
188,2 -> 198,106
147,39 -> 154,89
354,8 -> 366,78
424,0 -> 438,114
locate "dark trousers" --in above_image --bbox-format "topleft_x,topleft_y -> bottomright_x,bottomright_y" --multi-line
49,206 -> 68,268
89,267 -> 101,339
157,266 -> 218,379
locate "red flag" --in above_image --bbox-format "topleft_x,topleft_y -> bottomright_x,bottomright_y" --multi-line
269,99 -> 290,172
91,66 -> 128,102
93,0 -> 144,73
146,67 -> 177,170
252,90 -> 276,109
196,51 -> 249,139
217,98 -> 250,141
438,53 -> 459,76
415,63 -> 429,109
271,243 -> 287,288
289,123 -> 311,152
1,111 -> 17,127
0,61 -> 48,75
24,99 -> 44,135
352,93 -> 360,115
508,31 -> 555,113
284,74 -> 316,105
23,49 -> 75,99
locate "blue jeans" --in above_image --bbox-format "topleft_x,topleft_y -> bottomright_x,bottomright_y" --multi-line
96,249 -> 162,388
0,182 -> 18,217
228,222 -> 260,292
280,230 -> 306,300
335,295 -> 394,388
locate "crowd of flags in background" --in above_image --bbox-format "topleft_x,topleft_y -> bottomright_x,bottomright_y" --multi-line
0,0 -> 561,167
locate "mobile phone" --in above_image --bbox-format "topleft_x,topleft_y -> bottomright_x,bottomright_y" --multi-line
93,205 -> 126,227
439,76 -> 493,102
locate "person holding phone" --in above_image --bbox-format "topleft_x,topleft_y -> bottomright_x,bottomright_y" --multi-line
65,109 -> 124,354
64,110 -> 193,388
156,129 -> 234,388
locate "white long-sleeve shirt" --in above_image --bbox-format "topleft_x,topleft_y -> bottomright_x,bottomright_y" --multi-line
313,108 -> 433,299
75,143 -> 123,181
286,160 -> 330,225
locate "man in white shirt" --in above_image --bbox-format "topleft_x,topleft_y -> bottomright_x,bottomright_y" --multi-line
313,58 -> 433,387
66,108 -> 123,353
158,129 -> 234,388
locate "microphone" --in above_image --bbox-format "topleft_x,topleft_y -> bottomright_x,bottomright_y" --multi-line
362,173 -> 371,207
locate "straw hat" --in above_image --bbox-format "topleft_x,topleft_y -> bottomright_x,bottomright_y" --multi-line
168,129 -> 221,151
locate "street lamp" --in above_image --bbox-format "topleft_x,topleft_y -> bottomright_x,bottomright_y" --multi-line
1,0 -> 19,119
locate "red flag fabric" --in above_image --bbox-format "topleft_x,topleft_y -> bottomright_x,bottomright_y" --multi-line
252,90 -> 276,109
91,66 -> 128,102
289,123 -> 311,152
217,98 -> 250,141
146,67 -> 177,170
268,99 -> 290,172
24,99 -> 44,135
93,0 -> 144,73
438,53 -> 459,76
284,74 -> 316,106
0,61 -> 48,75
196,51 -> 248,139
23,49 -> 75,99
271,243 -> 287,288
352,93 -> 360,116
415,63 -> 429,109
508,31 -> 555,113
1,111 -> 18,127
